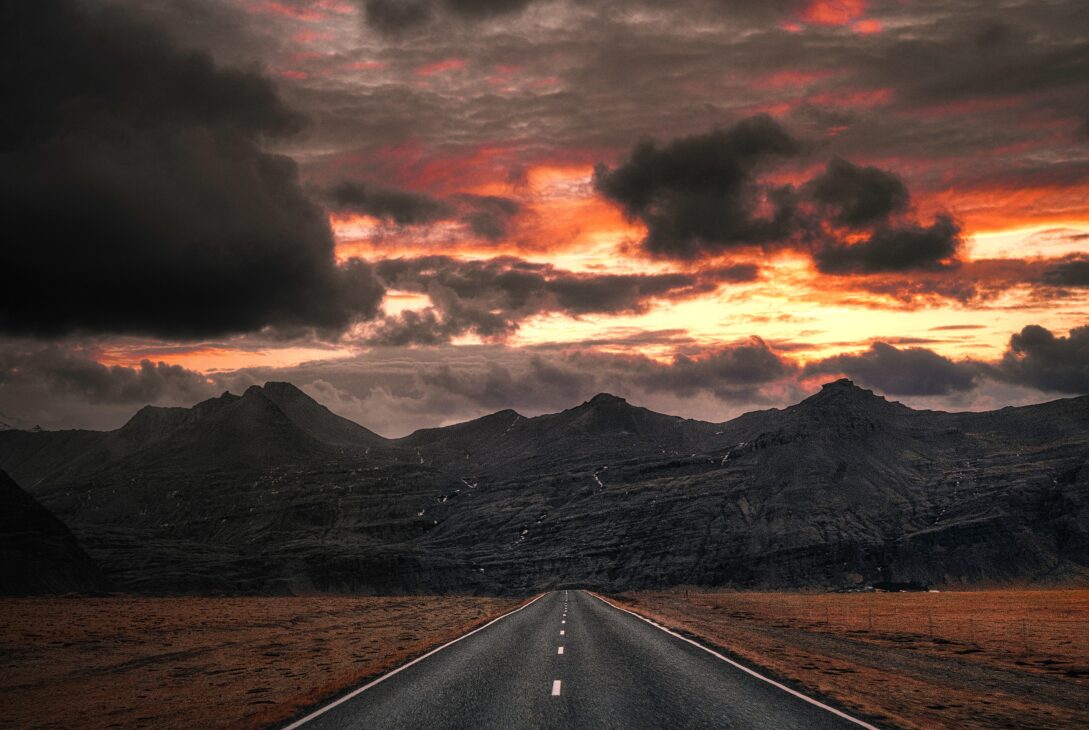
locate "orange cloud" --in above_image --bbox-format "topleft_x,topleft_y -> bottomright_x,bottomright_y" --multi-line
801,0 -> 866,26
851,18 -> 882,34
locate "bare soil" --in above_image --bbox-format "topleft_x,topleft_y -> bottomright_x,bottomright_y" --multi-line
615,589 -> 1089,729
0,595 -> 522,729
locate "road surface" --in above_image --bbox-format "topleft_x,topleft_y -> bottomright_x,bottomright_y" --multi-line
284,590 -> 876,729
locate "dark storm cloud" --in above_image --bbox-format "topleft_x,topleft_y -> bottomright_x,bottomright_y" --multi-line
805,157 -> 909,228
805,342 -> 979,396
594,115 -> 804,259
371,256 -> 756,344
595,116 -> 963,273
0,0 -> 384,339
993,324 -> 1089,394
329,181 -> 453,224
814,214 -> 963,275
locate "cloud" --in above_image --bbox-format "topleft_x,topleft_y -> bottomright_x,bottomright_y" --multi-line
1041,256 -> 1089,288
994,324 -> 1089,394
621,337 -> 797,397
0,0 -> 384,339
805,341 -> 979,395
813,214 -> 963,274
805,156 -> 909,227
329,181 -> 454,224
594,116 -> 963,274
455,194 -> 522,241
0,341 -> 221,429
328,182 -> 521,241
226,342 -> 805,436
363,0 -> 434,34
361,0 -> 535,35
594,115 -> 803,259
371,256 -> 757,343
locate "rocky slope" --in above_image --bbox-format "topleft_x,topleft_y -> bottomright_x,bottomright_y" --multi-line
0,469 -> 109,594
0,380 -> 1086,594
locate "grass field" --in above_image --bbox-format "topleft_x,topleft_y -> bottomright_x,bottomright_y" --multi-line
616,589 -> 1089,729
0,595 -> 522,729
2,590 -> 1085,729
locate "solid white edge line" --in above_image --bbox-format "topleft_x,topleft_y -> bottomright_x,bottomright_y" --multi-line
282,592 -> 547,729
587,591 -> 879,730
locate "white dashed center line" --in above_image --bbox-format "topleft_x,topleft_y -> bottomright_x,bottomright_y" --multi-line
558,646 -> 564,654
560,630 -> 565,635
552,680 -> 562,696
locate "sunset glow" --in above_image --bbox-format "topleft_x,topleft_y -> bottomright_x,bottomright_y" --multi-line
3,0 -> 1087,436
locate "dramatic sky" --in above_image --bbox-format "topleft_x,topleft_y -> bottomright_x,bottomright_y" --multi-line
2,0 -> 1088,435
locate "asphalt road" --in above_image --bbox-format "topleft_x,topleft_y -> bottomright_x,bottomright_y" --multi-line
285,590 -> 876,729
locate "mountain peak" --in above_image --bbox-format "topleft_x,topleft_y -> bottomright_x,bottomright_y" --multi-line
796,379 -> 907,419
821,378 -> 867,393
260,381 -> 310,399
587,392 -> 628,406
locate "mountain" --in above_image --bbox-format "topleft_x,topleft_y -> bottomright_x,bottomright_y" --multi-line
399,392 -> 723,477
0,380 -> 1086,594
0,469 -> 109,594
0,383 -> 385,489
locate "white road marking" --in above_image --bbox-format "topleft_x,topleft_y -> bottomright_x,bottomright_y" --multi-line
587,592 -> 879,730
558,646 -> 564,654
560,630 -> 565,635
552,680 -> 562,696
283,593 -> 547,728
562,619 -> 565,624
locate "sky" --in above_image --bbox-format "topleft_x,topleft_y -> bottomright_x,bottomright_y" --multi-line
2,0 -> 1088,436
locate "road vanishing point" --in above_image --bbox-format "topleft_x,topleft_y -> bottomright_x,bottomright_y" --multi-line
284,590 -> 878,729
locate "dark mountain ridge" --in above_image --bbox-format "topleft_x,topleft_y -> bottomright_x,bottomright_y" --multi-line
1,379 -> 1086,594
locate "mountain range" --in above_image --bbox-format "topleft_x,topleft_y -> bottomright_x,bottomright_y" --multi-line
1,379 -> 1087,594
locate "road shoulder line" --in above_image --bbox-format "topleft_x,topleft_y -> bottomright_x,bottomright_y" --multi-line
282,592 -> 547,729
587,591 -> 879,730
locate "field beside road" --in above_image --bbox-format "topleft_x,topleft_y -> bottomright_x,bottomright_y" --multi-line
0,595 -> 522,730
616,589 -> 1089,730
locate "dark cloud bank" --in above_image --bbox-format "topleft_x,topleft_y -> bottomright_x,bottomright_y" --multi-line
0,0 -> 383,339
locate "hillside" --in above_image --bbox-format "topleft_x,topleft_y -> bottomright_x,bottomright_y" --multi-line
0,380 -> 1086,594
0,469 -> 109,594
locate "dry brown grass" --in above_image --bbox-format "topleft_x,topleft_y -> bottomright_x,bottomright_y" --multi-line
0,595 -> 524,729
615,589 -> 1089,730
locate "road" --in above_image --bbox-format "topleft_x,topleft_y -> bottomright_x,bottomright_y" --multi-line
284,590 -> 877,729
